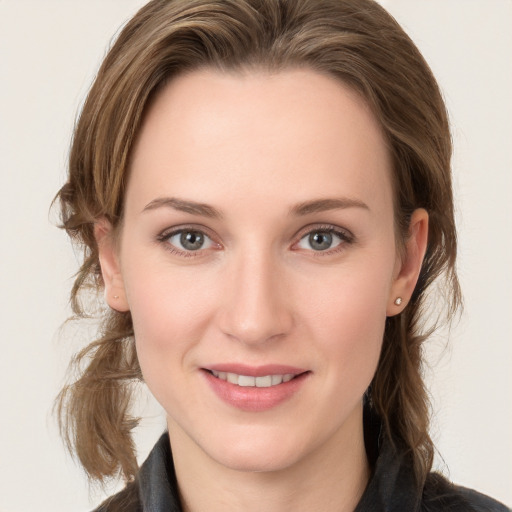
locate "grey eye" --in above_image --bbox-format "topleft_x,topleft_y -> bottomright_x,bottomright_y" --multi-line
180,231 -> 204,250
310,232 -> 332,250
298,230 -> 343,251
167,230 -> 213,251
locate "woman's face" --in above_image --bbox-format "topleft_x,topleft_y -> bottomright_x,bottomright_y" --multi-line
99,68 -> 417,473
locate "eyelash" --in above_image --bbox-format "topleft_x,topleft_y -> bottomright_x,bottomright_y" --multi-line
156,225 -> 219,258
294,224 -> 354,256
156,224 -> 355,258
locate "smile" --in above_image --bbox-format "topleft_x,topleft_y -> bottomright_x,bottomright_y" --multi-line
209,370 -> 296,387
203,367 -> 310,412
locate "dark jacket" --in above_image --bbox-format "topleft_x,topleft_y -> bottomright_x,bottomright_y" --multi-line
93,414 -> 510,512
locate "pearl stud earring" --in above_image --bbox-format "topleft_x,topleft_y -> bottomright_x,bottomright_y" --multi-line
394,297 -> 402,306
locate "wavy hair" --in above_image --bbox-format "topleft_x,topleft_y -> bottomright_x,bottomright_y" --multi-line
55,0 -> 461,486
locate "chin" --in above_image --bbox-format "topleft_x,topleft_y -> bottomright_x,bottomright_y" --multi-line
210,443 -> 300,473
197,425 -> 315,474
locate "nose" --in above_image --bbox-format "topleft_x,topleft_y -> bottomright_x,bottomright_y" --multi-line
217,250 -> 293,346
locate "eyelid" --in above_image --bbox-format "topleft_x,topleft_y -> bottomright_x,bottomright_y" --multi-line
155,222 -> 354,257
292,223 -> 355,254
156,224 -> 222,256
294,223 -> 354,241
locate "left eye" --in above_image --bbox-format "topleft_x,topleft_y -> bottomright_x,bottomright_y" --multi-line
297,230 -> 345,252
165,230 -> 215,252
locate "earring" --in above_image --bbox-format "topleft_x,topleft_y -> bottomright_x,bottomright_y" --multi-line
113,295 -> 119,299
394,297 -> 402,306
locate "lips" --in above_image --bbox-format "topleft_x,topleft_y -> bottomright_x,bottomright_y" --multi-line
202,364 -> 310,412
209,370 -> 296,387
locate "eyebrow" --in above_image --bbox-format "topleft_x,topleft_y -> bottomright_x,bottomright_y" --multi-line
142,196 -> 369,219
142,197 -> 223,219
289,197 -> 369,216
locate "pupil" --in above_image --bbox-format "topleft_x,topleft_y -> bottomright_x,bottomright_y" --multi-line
181,231 -> 204,250
309,232 -> 332,251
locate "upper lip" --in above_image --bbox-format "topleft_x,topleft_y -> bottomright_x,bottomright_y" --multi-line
204,363 -> 308,377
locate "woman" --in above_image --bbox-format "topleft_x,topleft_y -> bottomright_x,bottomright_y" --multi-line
55,0 -> 509,510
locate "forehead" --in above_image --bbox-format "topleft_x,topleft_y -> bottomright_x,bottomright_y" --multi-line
127,67 -> 393,217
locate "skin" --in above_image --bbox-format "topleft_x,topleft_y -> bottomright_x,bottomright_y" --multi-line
96,68 -> 428,512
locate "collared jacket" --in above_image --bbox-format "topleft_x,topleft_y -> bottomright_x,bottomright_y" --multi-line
93,414 -> 510,512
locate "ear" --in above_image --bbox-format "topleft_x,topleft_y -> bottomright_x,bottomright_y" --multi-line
387,208 -> 429,316
94,218 -> 130,312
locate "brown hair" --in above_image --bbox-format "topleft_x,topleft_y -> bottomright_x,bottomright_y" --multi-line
56,0 -> 460,486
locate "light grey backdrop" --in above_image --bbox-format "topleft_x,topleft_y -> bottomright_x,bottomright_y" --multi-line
1,1 -> 511,510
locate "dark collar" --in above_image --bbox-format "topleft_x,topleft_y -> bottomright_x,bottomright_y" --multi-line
99,416 -> 508,512
134,413 -> 420,512
136,432 -> 181,512
355,403 -> 421,511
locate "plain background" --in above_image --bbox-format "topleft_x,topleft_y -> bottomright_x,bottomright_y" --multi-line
1,1 -> 511,510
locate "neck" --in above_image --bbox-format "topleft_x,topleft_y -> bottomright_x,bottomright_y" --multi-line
168,403 -> 371,512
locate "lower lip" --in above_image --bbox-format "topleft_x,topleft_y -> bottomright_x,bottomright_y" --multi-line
202,370 -> 310,412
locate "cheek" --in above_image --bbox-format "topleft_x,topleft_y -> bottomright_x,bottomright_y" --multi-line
122,257 -> 219,372
311,290 -> 387,362
299,254 -> 394,378
125,272 -> 202,410
124,244 -> 209,324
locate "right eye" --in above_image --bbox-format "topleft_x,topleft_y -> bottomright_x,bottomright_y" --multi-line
297,230 -> 345,252
160,229 -> 216,254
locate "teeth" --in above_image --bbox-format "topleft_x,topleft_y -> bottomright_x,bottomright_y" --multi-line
227,372 -> 238,384
271,374 -> 282,385
210,371 -> 297,387
256,375 -> 272,387
238,375 -> 255,387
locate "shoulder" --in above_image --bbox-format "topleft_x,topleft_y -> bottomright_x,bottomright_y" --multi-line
90,431 -> 180,512
422,472 -> 510,512
91,481 -> 141,512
